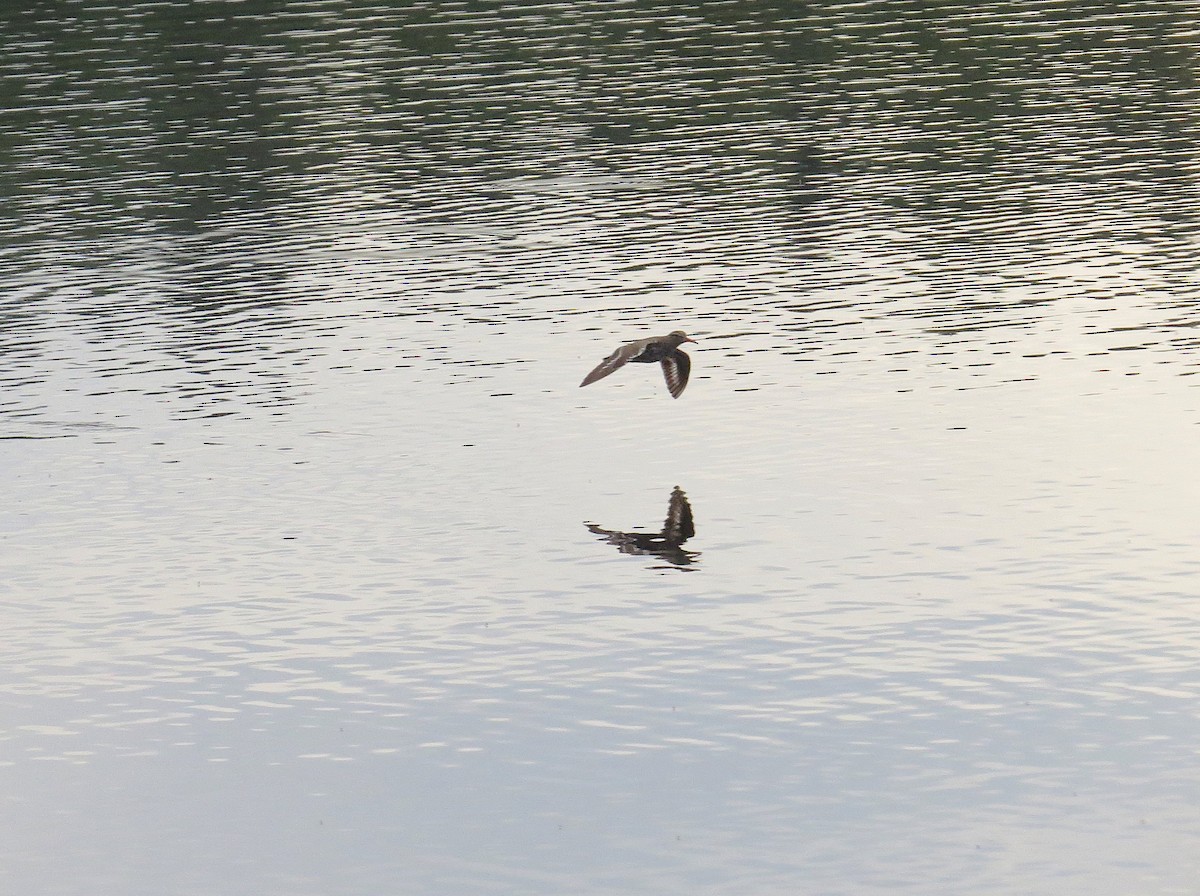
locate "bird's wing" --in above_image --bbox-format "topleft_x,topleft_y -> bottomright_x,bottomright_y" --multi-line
580,342 -> 639,387
660,349 -> 691,398
664,487 -> 695,542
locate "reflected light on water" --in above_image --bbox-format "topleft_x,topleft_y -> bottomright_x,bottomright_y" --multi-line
2,2 -> 1200,894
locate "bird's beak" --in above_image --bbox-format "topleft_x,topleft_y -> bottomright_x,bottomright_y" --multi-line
685,336 -> 697,343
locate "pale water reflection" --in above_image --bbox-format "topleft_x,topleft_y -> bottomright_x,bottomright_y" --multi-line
2,1 -> 1200,895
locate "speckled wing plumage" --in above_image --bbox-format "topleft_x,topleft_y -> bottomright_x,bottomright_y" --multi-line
661,350 -> 690,399
579,341 -> 643,388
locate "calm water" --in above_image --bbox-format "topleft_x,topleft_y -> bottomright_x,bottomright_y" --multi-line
3,2 -> 1199,894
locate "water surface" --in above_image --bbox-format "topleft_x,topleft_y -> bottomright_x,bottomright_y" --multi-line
2,3 -> 1199,894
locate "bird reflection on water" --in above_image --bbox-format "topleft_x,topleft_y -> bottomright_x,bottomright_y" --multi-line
585,486 -> 699,569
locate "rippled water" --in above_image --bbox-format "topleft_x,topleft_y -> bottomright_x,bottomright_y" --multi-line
3,3 -> 1199,894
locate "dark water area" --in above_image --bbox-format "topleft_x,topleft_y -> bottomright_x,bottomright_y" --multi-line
2,3 -> 1199,894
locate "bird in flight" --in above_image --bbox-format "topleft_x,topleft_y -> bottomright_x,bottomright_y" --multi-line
579,331 -> 696,398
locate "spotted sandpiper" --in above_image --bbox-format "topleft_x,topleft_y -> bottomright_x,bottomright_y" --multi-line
579,330 -> 696,398
585,486 -> 698,567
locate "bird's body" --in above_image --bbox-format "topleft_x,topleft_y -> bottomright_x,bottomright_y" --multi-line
579,330 -> 696,398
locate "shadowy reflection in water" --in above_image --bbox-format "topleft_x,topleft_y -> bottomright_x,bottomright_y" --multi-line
585,486 -> 699,570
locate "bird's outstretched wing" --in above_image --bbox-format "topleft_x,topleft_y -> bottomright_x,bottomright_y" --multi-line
664,486 -> 695,542
660,349 -> 690,398
580,342 -> 639,387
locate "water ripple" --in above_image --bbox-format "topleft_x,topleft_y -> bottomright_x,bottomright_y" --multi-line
2,3 -> 1200,894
